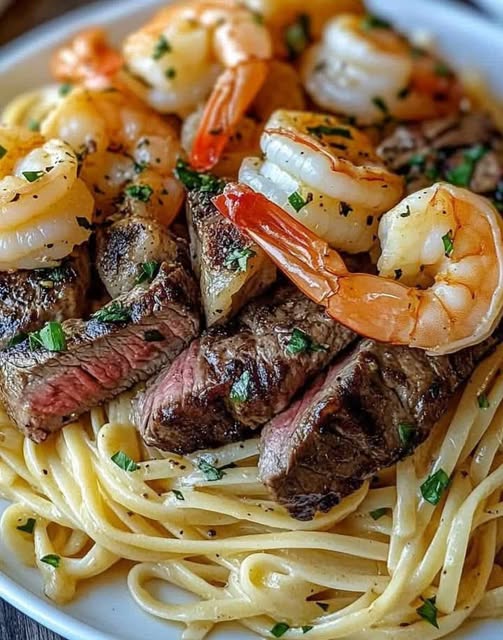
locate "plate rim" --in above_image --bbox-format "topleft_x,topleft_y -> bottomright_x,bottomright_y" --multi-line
0,1 -> 503,639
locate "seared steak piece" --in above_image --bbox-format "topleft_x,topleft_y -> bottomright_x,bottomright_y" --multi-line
187,187 -> 276,326
0,260 -> 200,443
378,112 -> 503,198
0,246 -> 90,350
95,215 -> 180,298
135,286 -> 356,454
260,335 -> 499,520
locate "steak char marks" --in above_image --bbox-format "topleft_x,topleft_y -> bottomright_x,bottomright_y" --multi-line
0,258 -> 200,443
135,286 -> 356,454
260,336 -> 500,520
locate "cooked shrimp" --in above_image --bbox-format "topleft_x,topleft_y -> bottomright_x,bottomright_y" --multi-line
239,110 -> 403,253
214,182 -> 503,355
0,126 -> 93,270
122,0 -> 272,171
301,14 -> 463,125
51,28 -> 123,89
41,87 -> 183,224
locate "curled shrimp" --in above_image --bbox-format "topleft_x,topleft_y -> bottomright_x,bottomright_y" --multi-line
122,0 -> 272,171
214,182 -> 503,355
0,126 -> 93,270
41,87 -> 183,224
51,28 -> 123,89
239,110 -> 403,253
301,14 -> 463,125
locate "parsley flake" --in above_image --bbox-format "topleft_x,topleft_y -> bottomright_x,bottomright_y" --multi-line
152,35 -> 171,60
370,508 -> 387,521
17,518 -> 36,534
420,468 -> 450,505
172,489 -> 185,500
165,67 -> 177,79
175,159 -> 225,193
286,328 -> 328,356
0,145 -> 7,159
136,261 -> 160,285
28,119 -> 40,132
434,62 -> 452,77
361,14 -> 391,30
7,333 -> 27,348
477,393 -> 490,409
40,554 -> 60,569
398,422 -> 415,447
285,13 -> 311,60
372,96 -> 389,115
224,247 -> 256,272
28,322 -> 66,352
271,622 -> 290,638
197,459 -> 225,481
302,626 -> 313,634
111,451 -> 139,472
441,230 -> 454,257
316,602 -> 329,612
417,596 -> 439,628
288,191 -> 309,212
58,83 -> 73,96
92,302 -> 132,324
230,370 -> 251,403
22,170 -> 45,182
445,144 -> 488,187
306,125 -> 353,140
125,183 -> 153,202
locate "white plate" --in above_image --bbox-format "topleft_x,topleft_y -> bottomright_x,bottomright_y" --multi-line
473,0 -> 503,21
1,0 -> 503,638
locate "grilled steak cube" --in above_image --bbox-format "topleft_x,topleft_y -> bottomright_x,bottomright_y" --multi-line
378,112 -> 503,197
0,260 -> 200,443
135,286 -> 356,454
0,246 -> 91,350
260,336 -> 499,521
187,187 -> 276,326
95,215 -> 180,298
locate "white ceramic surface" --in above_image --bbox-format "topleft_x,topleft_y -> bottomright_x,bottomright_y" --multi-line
0,0 -> 503,638
474,0 -> 503,21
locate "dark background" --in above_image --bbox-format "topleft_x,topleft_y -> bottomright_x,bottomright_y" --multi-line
0,0 -> 484,638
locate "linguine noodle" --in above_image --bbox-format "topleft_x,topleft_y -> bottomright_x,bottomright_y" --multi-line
1,345 -> 503,639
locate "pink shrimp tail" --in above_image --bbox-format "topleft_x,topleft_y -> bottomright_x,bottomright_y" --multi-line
190,61 -> 268,171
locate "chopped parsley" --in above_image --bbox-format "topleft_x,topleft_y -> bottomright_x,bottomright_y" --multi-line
398,422 -> 415,447
28,322 -> 66,352
441,230 -> 454,257
172,489 -> 185,500
125,183 -> 153,202
58,82 -> 73,96
17,518 -> 36,534
271,622 -> 290,638
0,145 -> 7,159
22,170 -> 45,182
417,596 -> 439,628
197,459 -> 225,481
339,201 -> 353,217
224,247 -> 256,272
370,508 -> 387,521
306,124 -> 353,140
28,119 -> 40,132
408,153 -> 426,167
230,370 -> 251,403
7,333 -> 27,348
477,393 -> 490,409
394,268 -> 402,280
144,329 -> 165,342
40,554 -> 60,569
165,67 -> 177,79
302,627 -> 313,634
434,62 -> 452,77
175,159 -> 225,193
372,96 -> 389,115
288,191 -> 310,212
36,266 -> 68,283
92,302 -> 132,324
285,13 -> 311,60
152,35 -> 171,60
445,144 -> 488,187
420,468 -> 450,505
136,261 -> 160,284
111,451 -> 139,472
286,328 -> 328,356
361,14 -> 391,30
316,602 -> 329,612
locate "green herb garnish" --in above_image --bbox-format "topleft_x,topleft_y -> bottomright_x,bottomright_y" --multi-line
28,322 -> 66,352
417,596 -> 439,628
172,489 -> 185,500
125,183 -> 153,202
58,83 -> 73,96
165,67 -> 176,79
197,459 -> 225,481
361,14 -> 391,30
372,96 -> 389,115
175,159 -> 225,193
271,622 -> 290,638
28,119 -> 40,132
420,469 -> 450,505
302,627 -> 313,634
111,451 -> 139,472
0,145 -> 7,159
477,393 -> 490,409
286,328 -> 328,356
434,62 -> 452,77
370,508 -> 387,521
285,13 -> 311,60
136,261 -> 160,285
17,518 -> 36,534
152,35 -> 171,60
22,170 -> 45,182
398,422 -> 415,447
7,333 -> 27,348
40,554 -> 60,568
288,191 -> 309,212
307,125 -> 353,140
92,302 -> 132,324
316,602 -> 329,612
445,144 -> 488,187
441,230 -> 454,257
224,247 -> 256,272
230,371 -> 251,403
